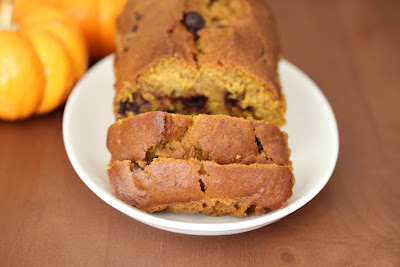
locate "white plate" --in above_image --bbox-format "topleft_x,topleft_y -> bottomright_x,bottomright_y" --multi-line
63,55 -> 339,236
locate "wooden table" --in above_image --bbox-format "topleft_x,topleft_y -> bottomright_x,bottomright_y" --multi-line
1,0 -> 399,266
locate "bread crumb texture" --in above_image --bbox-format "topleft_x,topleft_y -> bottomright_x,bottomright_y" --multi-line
114,0 -> 285,126
107,112 -> 294,217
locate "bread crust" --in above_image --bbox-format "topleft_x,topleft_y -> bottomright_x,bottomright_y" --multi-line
115,0 -> 280,95
108,159 -> 294,217
107,112 -> 294,217
107,112 -> 290,165
114,0 -> 285,125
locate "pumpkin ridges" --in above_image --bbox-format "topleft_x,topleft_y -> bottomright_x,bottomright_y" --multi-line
25,22 -> 88,83
21,27 -> 74,115
0,1 -> 89,120
57,0 -> 101,59
0,32 -> 45,120
14,0 -> 128,60
16,5 -> 88,82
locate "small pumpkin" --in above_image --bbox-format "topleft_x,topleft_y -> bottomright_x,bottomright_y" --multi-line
21,0 -> 127,60
0,0 -> 88,120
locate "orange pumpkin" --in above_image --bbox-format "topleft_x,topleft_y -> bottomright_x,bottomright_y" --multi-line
0,0 -> 88,120
21,0 -> 127,60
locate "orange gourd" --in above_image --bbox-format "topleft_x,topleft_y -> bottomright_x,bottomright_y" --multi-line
60,0 -> 126,60
0,0 -> 88,120
21,0 -> 127,60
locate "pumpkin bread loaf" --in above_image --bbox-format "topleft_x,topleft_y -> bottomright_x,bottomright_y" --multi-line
114,0 -> 285,126
107,112 -> 294,217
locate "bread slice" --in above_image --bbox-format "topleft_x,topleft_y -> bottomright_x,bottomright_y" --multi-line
107,112 -> 294,217
114,0 -> 285,126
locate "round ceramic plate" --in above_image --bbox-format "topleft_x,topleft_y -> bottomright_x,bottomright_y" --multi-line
63,55 -> 339,236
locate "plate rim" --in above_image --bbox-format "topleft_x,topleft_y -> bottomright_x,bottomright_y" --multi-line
63,54 -> 339,234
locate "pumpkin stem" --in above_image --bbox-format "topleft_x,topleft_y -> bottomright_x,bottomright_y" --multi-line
0,0 -> 18,31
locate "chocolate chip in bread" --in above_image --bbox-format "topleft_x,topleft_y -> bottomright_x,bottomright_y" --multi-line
114,0 -> 285,126
107,112 -> 294,217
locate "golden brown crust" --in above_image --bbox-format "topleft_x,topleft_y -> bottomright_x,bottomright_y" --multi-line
115,0 -> 280,95
107,159 -> 294,217
107,112 -> 290,165
114,0 -> 193,94
114,0 -> 284,125
107,112 -> 294,217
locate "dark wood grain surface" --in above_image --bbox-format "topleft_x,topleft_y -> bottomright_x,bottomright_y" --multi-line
1,0 -> 399,266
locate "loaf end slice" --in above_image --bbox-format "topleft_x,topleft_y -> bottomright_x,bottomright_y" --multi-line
106,112 -> 294,217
